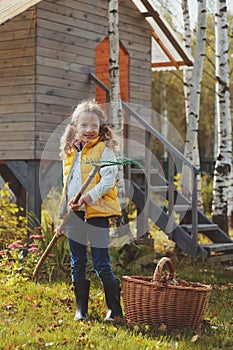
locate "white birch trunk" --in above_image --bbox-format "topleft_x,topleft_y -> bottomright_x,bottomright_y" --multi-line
182,0 -> 207,211
214,101 -> 218,159
108,0 -> 122,132
212,0 -> 232,234
228,168 -> 233,228
108,0 -> 129,233
161,80 -> 168,160
182,0 -> 192,124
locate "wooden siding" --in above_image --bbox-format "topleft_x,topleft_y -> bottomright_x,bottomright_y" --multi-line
119,0 -> 152,158
0,8 -> 36,160
35,0 -> 152,159
0,0 -> 152,160
35,0 -> 98,159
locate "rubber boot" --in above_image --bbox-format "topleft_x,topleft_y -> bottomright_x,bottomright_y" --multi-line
73,280 -> 90,321
102,279 -> 123,321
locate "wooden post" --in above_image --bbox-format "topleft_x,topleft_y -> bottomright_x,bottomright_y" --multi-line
0,162 -> 27,215
27,160 -> 41,225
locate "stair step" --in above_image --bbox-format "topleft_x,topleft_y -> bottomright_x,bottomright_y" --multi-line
150,168 -> 159,174
181,223 -> 219,232
162,204 -> 192,213
140,185 -> 168,192
130,168 -> 144,174
149,185 -> 168,192
174,204 -> 192,212
130,168 -> 158,175
201,243 -> 233,253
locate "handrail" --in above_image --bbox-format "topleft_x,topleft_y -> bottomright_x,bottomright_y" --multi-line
122,102 -> 199,174
89,72 -> 199,174
89,72 -> 198,253
89,72 -> 110,102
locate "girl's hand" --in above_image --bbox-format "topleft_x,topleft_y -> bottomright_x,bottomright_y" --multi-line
69,194 -> 93,211
54,225 -> 64,237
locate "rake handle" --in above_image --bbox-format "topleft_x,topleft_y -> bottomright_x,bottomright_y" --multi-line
32,235 -> 58,280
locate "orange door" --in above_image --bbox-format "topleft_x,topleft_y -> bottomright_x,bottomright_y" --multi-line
95,37 -> 129,104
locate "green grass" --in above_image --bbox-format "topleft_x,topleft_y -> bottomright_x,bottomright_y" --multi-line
1,255 -> 233,350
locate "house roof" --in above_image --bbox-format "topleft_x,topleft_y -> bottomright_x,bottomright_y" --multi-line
132,0 -> 193,69
0,0 -> 42,25
0,0 -> 193,70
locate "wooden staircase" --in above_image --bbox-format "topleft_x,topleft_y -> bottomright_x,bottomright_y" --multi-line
89,72 -> 233,260
130,165 -> 233,260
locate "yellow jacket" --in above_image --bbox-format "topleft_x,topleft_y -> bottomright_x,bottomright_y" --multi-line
60,137 -> 121,219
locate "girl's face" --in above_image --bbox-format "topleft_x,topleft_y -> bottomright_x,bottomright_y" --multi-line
76,112 -> 100,144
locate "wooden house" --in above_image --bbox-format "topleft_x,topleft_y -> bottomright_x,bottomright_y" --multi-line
0,0 -> 191,215
1,0 -> 232,258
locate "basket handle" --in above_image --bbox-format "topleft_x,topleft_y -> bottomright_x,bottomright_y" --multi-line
152,257 -> 176,284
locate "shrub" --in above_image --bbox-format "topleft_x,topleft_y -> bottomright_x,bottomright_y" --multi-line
0,184 -> 70,282
0,183 -> 27,250
201,173 -> 213,216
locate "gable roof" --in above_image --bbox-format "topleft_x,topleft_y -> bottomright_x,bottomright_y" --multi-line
132,0 -> 193,69
0,0 -> 42,25
0,0 -> 193,70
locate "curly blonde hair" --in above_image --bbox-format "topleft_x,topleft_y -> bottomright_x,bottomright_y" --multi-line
59,99 -> 119,159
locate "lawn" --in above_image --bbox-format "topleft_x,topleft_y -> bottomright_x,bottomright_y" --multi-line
1,252 -> 233,350
1,185 -> 232,349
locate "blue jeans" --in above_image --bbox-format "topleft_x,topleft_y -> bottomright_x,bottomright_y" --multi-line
67,211 -> 115,283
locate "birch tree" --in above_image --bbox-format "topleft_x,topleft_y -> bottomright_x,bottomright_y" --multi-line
181,0 -> 192,124
228,169 -> 233,228
212,0 -> 232,234
182,0 -> 207,211
108,0 -> 122,127
108,0 -> 130,233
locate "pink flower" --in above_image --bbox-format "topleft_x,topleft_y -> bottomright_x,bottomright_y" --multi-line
29,234 -> 45,239
48,254 -> 55,258
28,247 -> 39,253
8,242 -> 23,249
29,243 -> 39,248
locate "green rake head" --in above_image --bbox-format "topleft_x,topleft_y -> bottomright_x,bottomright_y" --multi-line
84,157 -> 143,169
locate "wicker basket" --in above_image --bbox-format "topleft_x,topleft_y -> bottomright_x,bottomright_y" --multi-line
122,257 -> 212,329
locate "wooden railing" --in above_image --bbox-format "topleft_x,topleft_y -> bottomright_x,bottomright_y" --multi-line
89,72 -> 199,253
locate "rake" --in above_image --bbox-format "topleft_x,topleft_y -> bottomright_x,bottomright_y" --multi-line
32,157 -> 141,280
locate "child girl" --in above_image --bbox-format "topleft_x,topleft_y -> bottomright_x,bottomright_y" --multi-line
54,99 -> 123,322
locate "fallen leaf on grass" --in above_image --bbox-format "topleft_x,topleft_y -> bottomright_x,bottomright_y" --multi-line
158,323 -> 167,331
60,296 -> 73,305
191,334 -> 199,343
45,342 -> 54,347
49,320 -> 63,329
